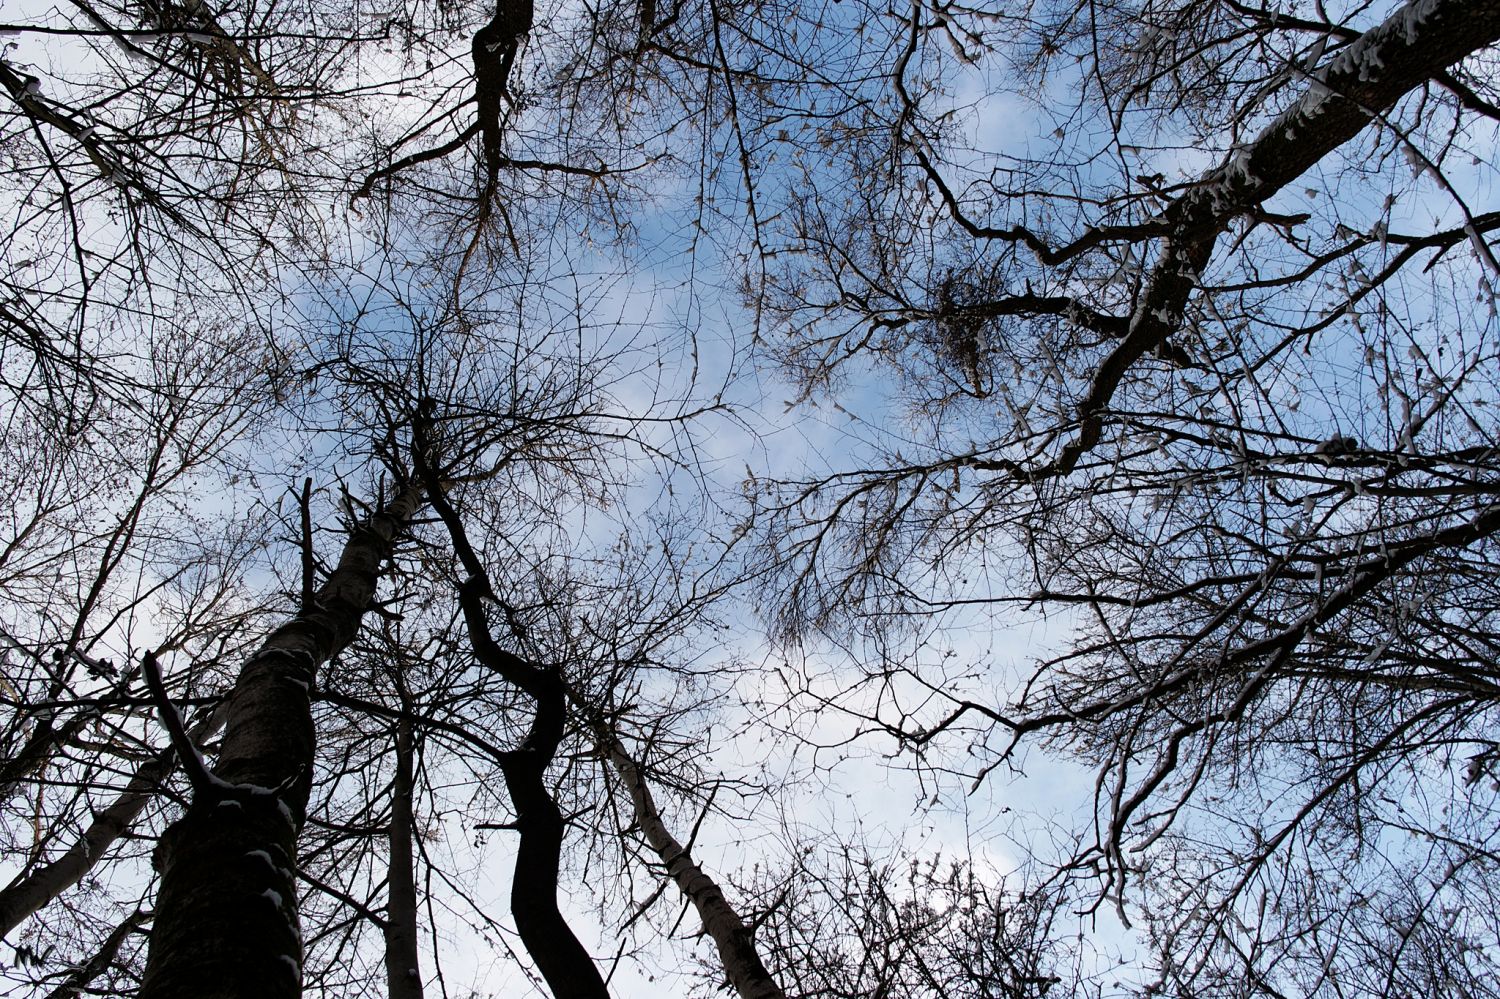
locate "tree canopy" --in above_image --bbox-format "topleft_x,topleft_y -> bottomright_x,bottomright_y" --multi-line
2,0 -> 1499,996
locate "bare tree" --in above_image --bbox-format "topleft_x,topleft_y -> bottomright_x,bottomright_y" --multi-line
0,0 -> 1325,992
732,841 -> 1094,999
139,474 -> 425,999
745,0 -> 1500,994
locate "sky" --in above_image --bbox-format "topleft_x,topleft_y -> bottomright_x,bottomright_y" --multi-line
6,0 -> 1500,995
0,0 -> 1213,991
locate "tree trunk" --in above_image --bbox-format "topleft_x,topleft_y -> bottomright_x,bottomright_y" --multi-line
598,727 -> 785,999
495,733 -> 610,999
384,715 -> 424,999
139,483 -> 423,999
455,581 -> 610,999
44,906 -> 150,999
0,710 -> 220,939
418,436 -> 611,999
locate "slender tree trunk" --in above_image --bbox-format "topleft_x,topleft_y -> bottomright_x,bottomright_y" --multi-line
139,484 -> 423,999
460,584 -> 611,999
414,434 -> 609,999
44,907 -> 150,999
384,714 -> 424,999
0,711 -> 220,939
597,727 -> 785,999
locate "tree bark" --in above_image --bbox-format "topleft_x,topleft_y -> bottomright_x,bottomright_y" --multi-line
139,483 -> 424,999
384,715 -> 424,999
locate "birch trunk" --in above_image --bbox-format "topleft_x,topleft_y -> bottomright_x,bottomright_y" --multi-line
0,711 -> 220,939
599,728 -> 785,999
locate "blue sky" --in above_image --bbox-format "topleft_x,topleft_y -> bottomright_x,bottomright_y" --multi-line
6,0 -> 1500,994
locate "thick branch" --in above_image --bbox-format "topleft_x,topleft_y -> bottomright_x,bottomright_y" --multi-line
0,710 -> 219,939
1046,0 -> 1500,475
